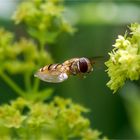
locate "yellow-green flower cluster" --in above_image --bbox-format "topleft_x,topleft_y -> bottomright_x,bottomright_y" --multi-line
0,97 -> 106,140
105,23 -> 140,93
13,0 -> 75,44
0,28 -> 52,74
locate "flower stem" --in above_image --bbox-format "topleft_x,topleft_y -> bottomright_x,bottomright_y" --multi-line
24,72 -> 32,91
33,78 -> 40,93
0,71 -> 25,97
33,40 -> 45,92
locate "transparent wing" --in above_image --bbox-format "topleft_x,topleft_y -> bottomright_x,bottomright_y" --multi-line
89,56 -> 106,69
34,69 -> 68,83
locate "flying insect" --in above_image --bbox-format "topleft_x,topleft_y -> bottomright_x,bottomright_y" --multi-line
34,57 -> 102,83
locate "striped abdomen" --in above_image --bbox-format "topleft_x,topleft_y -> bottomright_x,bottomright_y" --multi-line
39,63 -> 63,72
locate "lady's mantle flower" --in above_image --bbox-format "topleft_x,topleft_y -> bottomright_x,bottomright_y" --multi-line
12,0 -> 75,43
0,28 -> 52,74
105,23 -> 140,93
0,97 -> 107,139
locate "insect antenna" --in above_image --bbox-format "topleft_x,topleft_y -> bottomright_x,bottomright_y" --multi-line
88,56 -> 107,69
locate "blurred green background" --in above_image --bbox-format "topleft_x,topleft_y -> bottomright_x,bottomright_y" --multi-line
1,0 -> 140,139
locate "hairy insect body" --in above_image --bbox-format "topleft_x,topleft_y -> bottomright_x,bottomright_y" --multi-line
35,57 -> 96,83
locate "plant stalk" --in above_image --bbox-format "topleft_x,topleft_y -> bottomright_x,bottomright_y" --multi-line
24,72 -> 32,92
33,40 -> 45,92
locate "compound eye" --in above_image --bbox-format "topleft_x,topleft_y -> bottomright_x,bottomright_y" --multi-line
79,58 -> 88,73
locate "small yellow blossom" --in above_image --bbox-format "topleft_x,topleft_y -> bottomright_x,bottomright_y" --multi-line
106,23 -> 140,93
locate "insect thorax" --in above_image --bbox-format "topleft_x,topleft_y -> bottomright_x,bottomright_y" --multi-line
68,58 -> 93,75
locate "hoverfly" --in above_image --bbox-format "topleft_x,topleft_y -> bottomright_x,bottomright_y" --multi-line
34,57 -> 103,83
